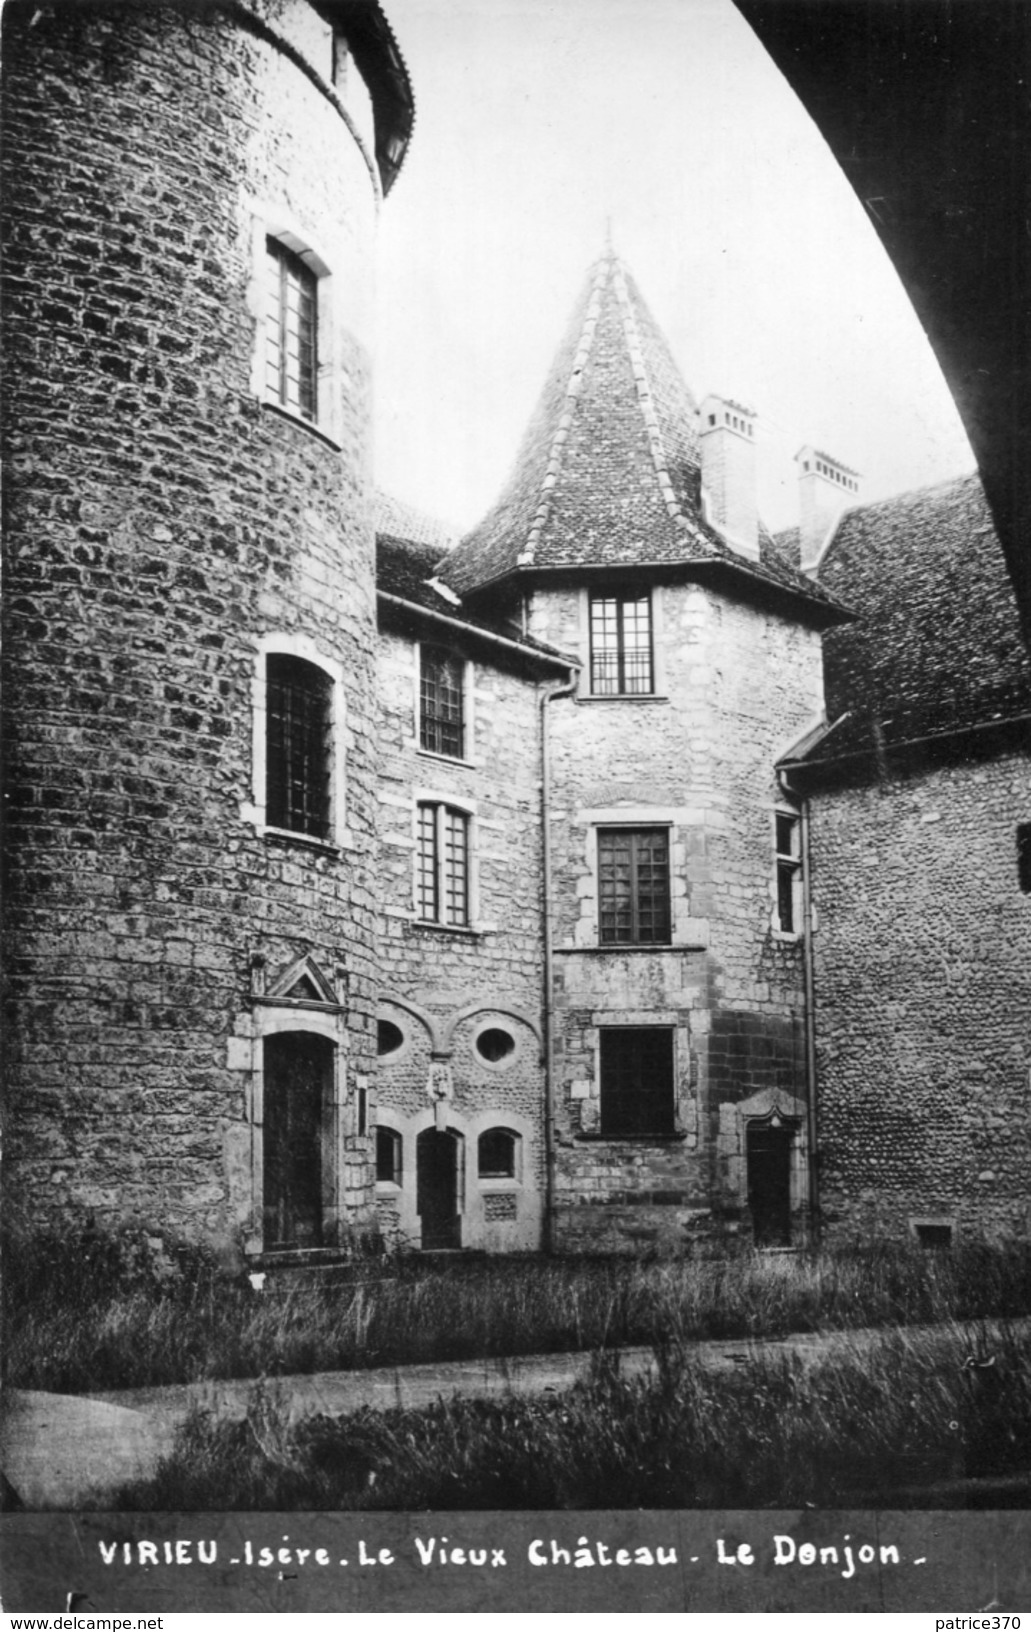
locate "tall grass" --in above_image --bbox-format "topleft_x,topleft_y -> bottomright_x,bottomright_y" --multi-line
5,1223 -> 1031,1395
112,1321 -> 1031,1511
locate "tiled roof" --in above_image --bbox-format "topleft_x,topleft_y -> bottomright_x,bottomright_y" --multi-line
374,490 -> 458,553
375,528 -> 576,668
439,253 -> 842,623
807,472 -> 1031,755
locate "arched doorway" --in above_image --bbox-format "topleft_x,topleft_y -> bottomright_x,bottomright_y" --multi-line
746,1117 -> 798,1246
416,1127 -> 463,1249
262,1031 -> 333,1250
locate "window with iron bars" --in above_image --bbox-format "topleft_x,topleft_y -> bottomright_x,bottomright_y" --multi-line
420,646 -> 465,758
265,654 -> 333,839
599,1027 -> 676,1137
417,801 -> 470,926
589,589 -> 653,695
598,827 -> 671,944
775,811 -> 802,933
266,239 -> 317,422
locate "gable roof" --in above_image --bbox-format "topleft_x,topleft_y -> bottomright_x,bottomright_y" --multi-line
438,252 -> 845,626
802,471 -> 1031,759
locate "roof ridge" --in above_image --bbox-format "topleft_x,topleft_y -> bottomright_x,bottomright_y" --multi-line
611,260 -> 713,553
515,257 -> 610,571
611,260 -> 682,526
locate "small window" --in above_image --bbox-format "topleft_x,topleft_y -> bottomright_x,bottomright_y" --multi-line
1018,822 -> 1031,893
266,239 -> 317,422
775,811 -> 802,933
598,827 -> 671,944
475,1026 -> 515,1064
420,646 -> 465,758
377,1020 -> 405,1057
265,654 -> 333,839
599,1027 -> 675,1138
914,1223 -> 953,1250
417,801 -> 469,927
589,589 -> 653,695
478,1127 -> 518,1179
376,1126 -> 402,1185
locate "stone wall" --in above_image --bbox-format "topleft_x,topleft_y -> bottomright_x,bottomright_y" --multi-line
373,623 -> 548,1249
1,0 -> 383,1256
532,578 -> 824,1251
809,746 -> 1031,1241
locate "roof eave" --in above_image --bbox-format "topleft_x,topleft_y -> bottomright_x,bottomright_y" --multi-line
449,556 -> 855,630
376,590 -> 580,672
328,1 -> 415,195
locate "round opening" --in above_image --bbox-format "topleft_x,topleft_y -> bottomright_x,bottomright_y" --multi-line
475,1026 -> 515,1064
377,1019 -> 404,1057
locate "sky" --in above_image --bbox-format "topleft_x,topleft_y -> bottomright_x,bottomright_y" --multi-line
372,0 -> 976,537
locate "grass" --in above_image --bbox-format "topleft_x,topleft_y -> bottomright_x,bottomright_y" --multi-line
4,1224 -> 1031,1395
111,1321 -> 1031,1511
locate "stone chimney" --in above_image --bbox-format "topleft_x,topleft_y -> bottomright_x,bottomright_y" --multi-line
796,446 -> 861,571
699,395 -> 759,560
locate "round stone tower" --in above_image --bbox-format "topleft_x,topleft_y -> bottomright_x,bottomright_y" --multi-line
1,0 -> 413,1260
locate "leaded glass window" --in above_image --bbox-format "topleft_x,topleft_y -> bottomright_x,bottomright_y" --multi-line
266,655 -> 332,838
420,646 -> 465,757
598,827 -> 671,944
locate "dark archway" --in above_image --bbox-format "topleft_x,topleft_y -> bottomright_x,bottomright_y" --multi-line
747,1119 -> 797,1247
416,1127 -> 462,1249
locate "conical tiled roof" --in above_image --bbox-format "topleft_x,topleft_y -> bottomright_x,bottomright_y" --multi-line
441,253 -> 718,594
440,254 -> 844,623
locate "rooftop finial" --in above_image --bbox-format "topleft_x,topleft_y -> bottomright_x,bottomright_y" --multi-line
604,215 -> 615,257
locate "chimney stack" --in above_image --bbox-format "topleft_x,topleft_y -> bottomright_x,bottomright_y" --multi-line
796,446 -> 861,571
699,395 -> 759,561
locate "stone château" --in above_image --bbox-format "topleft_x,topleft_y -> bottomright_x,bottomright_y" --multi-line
2,0 -> 1028,1265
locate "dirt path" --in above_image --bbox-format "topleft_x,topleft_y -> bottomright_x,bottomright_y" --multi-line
4,1315 -> 1027,1508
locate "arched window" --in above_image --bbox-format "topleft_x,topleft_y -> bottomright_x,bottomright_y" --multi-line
265,654 -> 333,839
477,1127 -> 518,1180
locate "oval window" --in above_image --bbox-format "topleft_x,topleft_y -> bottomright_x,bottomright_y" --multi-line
377,1019 -> 404,1057
476,1026 -> 515,1064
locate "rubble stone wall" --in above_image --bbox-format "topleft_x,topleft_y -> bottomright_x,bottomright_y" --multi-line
1,0 -> 382,1255
810,748 -> 1031,1241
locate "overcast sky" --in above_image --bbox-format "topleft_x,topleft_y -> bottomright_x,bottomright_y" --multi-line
372,0 -> 975,536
